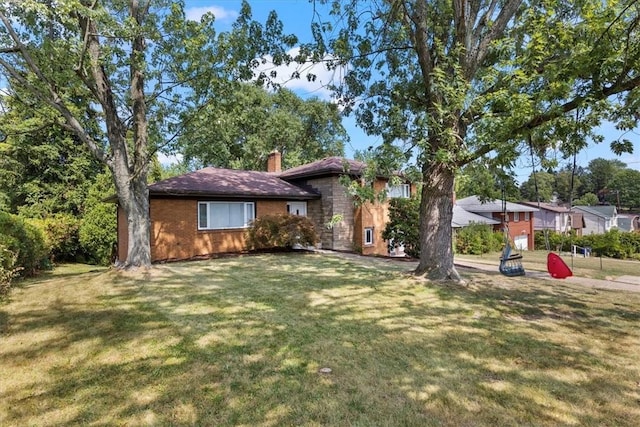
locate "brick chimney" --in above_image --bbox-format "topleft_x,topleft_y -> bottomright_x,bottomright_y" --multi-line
267,150 -> 282,173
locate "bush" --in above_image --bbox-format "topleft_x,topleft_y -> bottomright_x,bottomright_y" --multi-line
534,230 -> 576,252
78,170 -> 117,265
568,229 -> 640,260
455,223 -> 503,255
574,229 -> 638,259
0,244 -> 20,294
29,213 -> 82,262
0,211 -> 49,280
382,197 -> 420,258
246,214 -> 318,250
79,202 -> 117,265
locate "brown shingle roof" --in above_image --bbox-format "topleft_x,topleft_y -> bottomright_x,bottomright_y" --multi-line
278,156 -> 366,180
520,201 -> 569,213
148,167 -> 319,200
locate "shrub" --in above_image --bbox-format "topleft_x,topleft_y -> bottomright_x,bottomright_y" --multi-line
78,170 -> 117,265
574,229 -> 640,260
0,244 -> 20,294
29,213 -> 82,262
455,223 -> 503,255
534,230 -> 576,251
382,197 -> 420,258
79,202 -> 117,265
0,211 -> 49,279
246,214 -> 318,250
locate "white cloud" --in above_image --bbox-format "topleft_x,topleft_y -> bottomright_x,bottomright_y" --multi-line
0,87 -> 8,114
157,152 -> 183,166
253,47 -> 347,102
185,5 -> 238,22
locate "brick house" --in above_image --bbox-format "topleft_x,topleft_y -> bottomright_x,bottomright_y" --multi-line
116,152 -> 413,262
456,196 -> 538,250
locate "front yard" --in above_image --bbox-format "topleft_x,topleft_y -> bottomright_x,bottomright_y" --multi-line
1,253 -> 639,426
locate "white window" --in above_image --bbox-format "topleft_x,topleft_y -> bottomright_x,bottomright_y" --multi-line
524,212 -> 530,221
513,211 -> 520,222
198,202 -> 255,230
364,227 -> 374,245
386,183 -> 410,198
286,201 -> 307,216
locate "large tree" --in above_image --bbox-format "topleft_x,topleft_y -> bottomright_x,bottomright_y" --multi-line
178,84 -> 347,170
608,168 -> 640,208
584,158 -> 628,197
315,0 -> 640,281
0,0 -> 296,268
519,171 -> 555,202
0,90 -> 102,217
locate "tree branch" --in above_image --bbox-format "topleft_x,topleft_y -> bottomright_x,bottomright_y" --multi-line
0,11 -> 109,165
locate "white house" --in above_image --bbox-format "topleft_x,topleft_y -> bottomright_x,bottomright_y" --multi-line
572,205 -> 618,235
520,202 -> 570,232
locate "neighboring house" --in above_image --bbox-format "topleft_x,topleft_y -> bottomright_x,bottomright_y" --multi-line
519,201 -> 585,236
572,205 -> 618,235
520,202 -> 570,232
116,152 -> 413,262
451,205 -> 500,228
456,196 -> 538,250
616,214 -> 639,232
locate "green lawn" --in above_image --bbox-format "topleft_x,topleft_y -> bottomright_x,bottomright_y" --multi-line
1,253 -> 640,426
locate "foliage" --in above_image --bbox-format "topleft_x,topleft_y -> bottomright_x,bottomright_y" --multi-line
79,170 -> 117,265
313,0 -> 640,280
534,230 -> 576,251
0,211 -> 49,279
0,92 -> 102,218
609,169 -> 640,209
584,158 -> 627,197
576,229 -> 640,260
457,162 -> 520,201
573,192 -> 599,206
455,224 -> 503,255
537,229 -> 640,260
324,213 -> 344,230
246,214 -> 318,250
382,197 -> 420,258
28,213 -> 82,262
519,171 -> 556,202
179,84 -> 346,170
554,169 -> 581,204
0,243 -> 20,294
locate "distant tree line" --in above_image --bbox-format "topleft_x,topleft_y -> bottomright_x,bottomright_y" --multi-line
457,158 -> 640,210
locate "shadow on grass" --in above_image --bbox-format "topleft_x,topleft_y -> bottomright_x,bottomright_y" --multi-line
1,253 -> 639,426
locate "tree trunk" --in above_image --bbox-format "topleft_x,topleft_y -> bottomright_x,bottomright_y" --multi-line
113,162 -> 151,269
415,161 -> 461,282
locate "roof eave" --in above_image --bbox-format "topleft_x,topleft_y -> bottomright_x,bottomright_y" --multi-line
149,190 -> 320,200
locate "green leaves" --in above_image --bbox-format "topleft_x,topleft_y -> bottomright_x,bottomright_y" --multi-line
178,84 -> 347,170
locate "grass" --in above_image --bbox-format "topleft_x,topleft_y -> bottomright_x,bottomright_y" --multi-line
1,252 -> 640,426
456,250 -> 640,280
